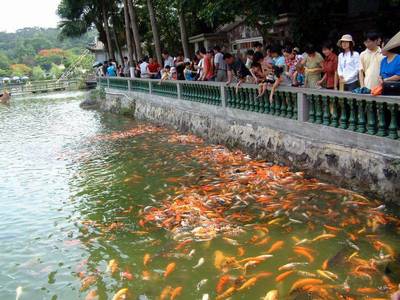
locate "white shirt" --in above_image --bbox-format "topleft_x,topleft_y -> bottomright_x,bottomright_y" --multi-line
338,51 -> 360,84
197,58 -> 204,76
214,52 -> 226,71
164,56 -> 174,68
140,62 -> 149,78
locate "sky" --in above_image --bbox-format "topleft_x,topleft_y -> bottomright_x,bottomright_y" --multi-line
0,0 -> 61,32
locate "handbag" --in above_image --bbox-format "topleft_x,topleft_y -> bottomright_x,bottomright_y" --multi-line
382,81 -> 400,95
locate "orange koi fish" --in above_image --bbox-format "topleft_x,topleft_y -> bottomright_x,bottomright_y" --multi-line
143,253 -> 151,266
276,270 -> 294,282
120,270 -> 134,281
175,239 -> 192,250
215,287 -> 236,300
255,272 -> 273,279
373,241 -> 395,257
111,288 -> 129,300
255,237 -> 270,246
80,275 -> 97,292
237,277 -> 258,291
160,286 -> 173,300
312,234 -> 336,242
164,262 -> 176,278
237,247 -> 245,256
170,286 -> 183,300
321,259 -> 329,270
107,259 -> 119,274
356,287 -> 379,294
142,270 -> 151,281
216,275 -> 231,294
294,248 -> 314,263
323,225 -> 342,232
85,290 -> 98,300
266,241 -> 284,254
214,251 -> 225,270
290,278 -> 323,292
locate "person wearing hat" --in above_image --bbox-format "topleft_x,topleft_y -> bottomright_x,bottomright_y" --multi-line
379,32 -> 400,83
337,34 -> 360,91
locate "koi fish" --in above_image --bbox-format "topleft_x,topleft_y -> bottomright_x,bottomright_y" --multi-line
201,294 -> 209,300
16,286 -> 22,300
107,259 -> 119,274
238,254 -> 273,264
294,247 -> 314,263
175,239 -> 192,250
120,271 -> 134,281
278,262 -> 308,271
275,270 -> 294,282
143,253 -> 151,266
290,278 -> 323,292
317,270 -> 338,281
237,247 -> 245,256
223,237 -> 239,245
321,259 -> 329,270
80,275 -> 97,291
356,287 -> 379,294
142,270 -> 151,281
160,286 -> 173,300
216,275 -> 231,294
215,287 -> 236,300
170,286 -> 183,300
237,277 -> 258,291
164,262 -> 176,278
214,251 -> 225,270
312,233 -> 336,242
193,257 -> 205,269
85,290 -> 98,300
323,225 -> 342,232
263,290 -> 278,300
112,288 -> 129,300
196,279 -> 208,291
266,241 -> 284,254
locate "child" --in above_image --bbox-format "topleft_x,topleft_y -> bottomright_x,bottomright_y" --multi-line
268,66 -> 284,103
184,62 -> 196,81
292,63 -> 305,87
159,65 -> 171,84
250,62 -> 268,98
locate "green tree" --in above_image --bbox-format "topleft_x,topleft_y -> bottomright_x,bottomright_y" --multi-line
32,66 -> 46,80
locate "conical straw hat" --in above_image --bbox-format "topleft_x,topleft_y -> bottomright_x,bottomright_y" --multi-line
383,31 -> 400,52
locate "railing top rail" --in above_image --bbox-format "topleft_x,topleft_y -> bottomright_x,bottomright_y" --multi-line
99,76 -> 400,104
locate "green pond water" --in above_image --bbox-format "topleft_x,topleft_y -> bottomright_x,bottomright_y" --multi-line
0,92 -> 399,300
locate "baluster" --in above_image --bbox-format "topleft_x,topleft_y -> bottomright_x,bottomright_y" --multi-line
249,88 -> 255,111
330,97 -> 339,127
292,93 -> 297,119
281,92 -> 287,117
366,101 -> 377,134
275,91 -> 281,116
339,98 -> 348,129
315,95 -> 323,124
286,92 -> 293,119
270,92 -> 276,115
356,100 -> 366,133
258,91 -> 265,113
322,96 -> 331,126
348,99 -> 357,131
388,103 -> 398,139
238,88 -> 244,110
308,95 -> 315,122
377,102 -> 387,136
242,88 -> 248,110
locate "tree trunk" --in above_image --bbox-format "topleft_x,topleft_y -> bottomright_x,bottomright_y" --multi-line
101,2 -> 115,60
178,6 -> 190,59
123,0 -> 135,77
110,15 -> 125,67
146,0 -> 162,64
127,0 -> 143,61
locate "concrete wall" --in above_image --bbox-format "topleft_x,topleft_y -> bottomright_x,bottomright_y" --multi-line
100,89 -> 400,203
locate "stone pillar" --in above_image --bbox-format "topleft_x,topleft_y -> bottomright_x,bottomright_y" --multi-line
148,80 -> 152,94
297,92 -> 309,122
220,84 -> 226,107
127,79 -> 131,91
107,78 -> 110,88
177,82 -> 181,100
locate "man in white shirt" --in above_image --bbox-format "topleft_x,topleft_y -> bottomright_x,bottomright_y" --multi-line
140,57 -> 150,78
162,50 -> 175,68
213,45 -> 227,82
359,32 -> 383,90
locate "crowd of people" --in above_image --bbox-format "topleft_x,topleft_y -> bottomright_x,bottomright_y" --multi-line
99,32 -> 400,100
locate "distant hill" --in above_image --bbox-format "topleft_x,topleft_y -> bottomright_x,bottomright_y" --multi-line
0,27 -> 96,79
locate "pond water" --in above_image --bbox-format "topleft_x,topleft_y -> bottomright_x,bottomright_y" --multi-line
0,92 -> 399,300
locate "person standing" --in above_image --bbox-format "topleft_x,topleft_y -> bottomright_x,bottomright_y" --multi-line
318,42 -> 338,89
201,49 -> 215,81
140,56 -> 150,78
148,57 -> 161,79
213,46 -> 227,82
302,44 -> 324,88
162,50 -> 175,68
359,32 -> 383,90
337,34 -> 360,91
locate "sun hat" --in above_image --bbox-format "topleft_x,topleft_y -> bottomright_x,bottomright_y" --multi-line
383,31 -> 400,52
337,34 -> 354,47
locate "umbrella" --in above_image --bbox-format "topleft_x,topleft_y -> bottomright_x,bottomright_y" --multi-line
383,31 -> 400,53
93,61 -> 103,68
12,76 -> 20,81
21,76 -> 29,80
3,77 -> 10,82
